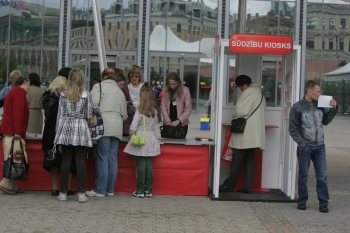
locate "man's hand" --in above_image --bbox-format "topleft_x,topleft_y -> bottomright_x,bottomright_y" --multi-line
14,134 -> 21,140
330,99 -> 337,108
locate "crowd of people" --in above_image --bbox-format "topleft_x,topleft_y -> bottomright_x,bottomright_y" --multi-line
0,68 -> 338,213
0,65 -> 193,203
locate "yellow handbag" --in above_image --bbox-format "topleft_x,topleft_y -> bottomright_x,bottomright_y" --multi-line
130,114 -> 146,147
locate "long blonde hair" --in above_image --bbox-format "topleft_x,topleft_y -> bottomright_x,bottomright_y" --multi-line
49,76 -> 67,96
165,72 -> 183,101
138,88 -> 156,118
66,68 -> 86,103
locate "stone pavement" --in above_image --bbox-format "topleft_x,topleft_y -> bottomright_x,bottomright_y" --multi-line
1,116 -> 350,233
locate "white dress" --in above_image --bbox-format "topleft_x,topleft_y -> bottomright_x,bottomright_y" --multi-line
123,110 -> 160,157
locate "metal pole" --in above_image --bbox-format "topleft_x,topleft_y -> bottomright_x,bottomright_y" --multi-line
91,0 -> 107,72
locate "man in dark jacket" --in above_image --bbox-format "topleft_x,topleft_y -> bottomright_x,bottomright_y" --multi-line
289,80 -> 338,213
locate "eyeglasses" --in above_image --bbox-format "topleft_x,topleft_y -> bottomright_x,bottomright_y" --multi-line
130,74 -> 140,78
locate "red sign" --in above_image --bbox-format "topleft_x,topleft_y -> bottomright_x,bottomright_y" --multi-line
229,34 -> 293,55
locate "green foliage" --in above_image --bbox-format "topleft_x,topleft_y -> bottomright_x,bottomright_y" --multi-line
0,56 -> 18,85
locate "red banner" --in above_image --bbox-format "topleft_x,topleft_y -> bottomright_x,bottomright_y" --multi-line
229,34 -> 293,55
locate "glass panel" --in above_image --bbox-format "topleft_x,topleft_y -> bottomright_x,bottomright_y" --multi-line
71,53 -> 87,87
120,55 -> 137,74
42,0 -> 60,83
261,58 -> 278,107
184,58 -> 198,112
229,0 -> 239,35
227,56 -> 236,104
89,61 -> 115,90
71,0 -> 89,51
149,0 -> 217,52
0,3 -> 11,87
246,1 -> 295,38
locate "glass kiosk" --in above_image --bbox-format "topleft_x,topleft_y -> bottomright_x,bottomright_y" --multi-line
201,35 -> 301,200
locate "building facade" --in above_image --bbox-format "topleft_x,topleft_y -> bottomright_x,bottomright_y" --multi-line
0,0 -> 349,112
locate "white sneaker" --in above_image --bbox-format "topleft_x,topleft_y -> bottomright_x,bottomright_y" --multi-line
78,193 -> 88,203
106,192 -> 115,197
86,189 -> 105,197
57,192 -> 67,201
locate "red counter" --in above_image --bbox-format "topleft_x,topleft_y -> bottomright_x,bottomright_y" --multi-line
0,139 -> 210,196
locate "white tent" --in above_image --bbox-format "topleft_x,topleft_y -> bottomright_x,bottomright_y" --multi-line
325,63 -> 350,81
149,25 -> 200,52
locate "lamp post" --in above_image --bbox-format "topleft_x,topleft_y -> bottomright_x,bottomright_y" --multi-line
22,30 -> 29,74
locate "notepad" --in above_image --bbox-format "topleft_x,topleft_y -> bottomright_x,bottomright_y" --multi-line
318,95 -> 332,108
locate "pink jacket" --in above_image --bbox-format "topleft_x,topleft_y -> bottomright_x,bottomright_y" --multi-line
161,86 -> 192,126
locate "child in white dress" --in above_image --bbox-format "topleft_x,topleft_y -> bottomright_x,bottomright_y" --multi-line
123,88 -> 160,198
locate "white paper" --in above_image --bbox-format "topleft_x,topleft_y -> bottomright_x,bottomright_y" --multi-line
318,95 -> 332,108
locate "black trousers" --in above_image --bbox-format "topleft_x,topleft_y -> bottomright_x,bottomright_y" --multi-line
60,145 -> 87,193
223,148 -> 255,192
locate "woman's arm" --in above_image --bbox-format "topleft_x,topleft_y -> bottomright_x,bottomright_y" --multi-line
178,87 -> 192,123
129,110 -> 141,135
161,90 -> 171,124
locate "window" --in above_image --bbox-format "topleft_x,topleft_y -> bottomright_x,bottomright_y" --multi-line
329,18 -> 335,29
177,23 -> 181,32
329,38 -> 334,50
306,37 -> 315,49
117,22 -> 120,29
341,19 -> 346,29
109,22 -> 111,30
339,38 -> 344,50
322,39 -> 325,49
127,22 -> 130,30
307,17 -> 318,29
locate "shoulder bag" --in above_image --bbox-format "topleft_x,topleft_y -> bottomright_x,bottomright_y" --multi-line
88,83 -> 104,140
230,93 -> 263,133
160,123 -> 186,139
3,138 -> 30,180
130,114 -> 146,146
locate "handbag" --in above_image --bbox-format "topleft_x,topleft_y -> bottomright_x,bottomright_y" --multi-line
130,114 -> 146,146
230,93 -> 264,133
221,129 -> 233,166
160,124 -> 186,139
46,145 -> 61,161
3,138 -> 30,180
88,83 -> 104,140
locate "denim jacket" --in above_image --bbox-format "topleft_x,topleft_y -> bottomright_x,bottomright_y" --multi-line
289,98 -> 338,149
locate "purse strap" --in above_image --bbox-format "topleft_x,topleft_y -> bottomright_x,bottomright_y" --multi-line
246,93 -> 264,120
9,137 -> 24,158
142,114 -> 146,136
98,82 -> 102,107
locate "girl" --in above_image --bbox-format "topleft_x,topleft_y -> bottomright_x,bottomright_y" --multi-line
54,68 -> 93,203
123,88 -> 160,198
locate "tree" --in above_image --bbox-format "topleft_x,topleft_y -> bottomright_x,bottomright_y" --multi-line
0,56 -> 19,87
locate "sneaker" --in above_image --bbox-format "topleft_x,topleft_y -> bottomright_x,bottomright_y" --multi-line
86,189 -> 105,197
106,192 -> 115,197
57,192 -> 67,201
319,205 -> 329,213
144,190 -> 153,198
133,190 -> 144,198
297,203 -> 306,210
78,193 -> 88,203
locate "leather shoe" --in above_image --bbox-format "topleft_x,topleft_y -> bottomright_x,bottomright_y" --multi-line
0,185 -> 16,195
51,189 -> 59,196
15,189 -> 25,193
237,188 -> 252,194
219,185 -> 233,192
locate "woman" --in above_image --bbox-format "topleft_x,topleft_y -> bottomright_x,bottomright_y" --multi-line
41,76 -> 75,196
0,76 -> 30,195
86,71 -> 127,197
161,72 -> 192,138
26,72 -> 44,134
122,64 -> 156,136
54,68 -> 93,203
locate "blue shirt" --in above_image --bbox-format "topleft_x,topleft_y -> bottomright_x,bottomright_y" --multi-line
0,85 -> 12,100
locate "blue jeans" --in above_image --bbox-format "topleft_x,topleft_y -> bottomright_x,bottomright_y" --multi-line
93,137 -> 120,194
297,144 -> 329,206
